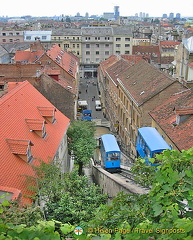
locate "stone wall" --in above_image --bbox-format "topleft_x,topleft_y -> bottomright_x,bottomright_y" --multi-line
92,164 -> 148,198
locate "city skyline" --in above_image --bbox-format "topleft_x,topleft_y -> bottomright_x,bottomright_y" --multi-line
1,0 -> 193,18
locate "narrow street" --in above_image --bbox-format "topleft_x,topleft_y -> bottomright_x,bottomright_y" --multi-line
78,77 -> 106,120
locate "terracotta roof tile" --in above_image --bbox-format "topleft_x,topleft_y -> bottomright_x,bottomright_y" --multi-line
46,45 -> 78,78
149,88 -> 193,151
117,60 -> 176,106
14,50 -> 45,63
0,81 -> 70,204
6,139 -> 33,155
25,119 -> 46,131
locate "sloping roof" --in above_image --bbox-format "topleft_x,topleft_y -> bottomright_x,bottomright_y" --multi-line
46,45 -> 78,78
160,41 -> 181,47
133,45 -> 160,54
149,88 -> 193,151
117,60 -> 177,106
0,81 -> 70,204
0,42 -> 31,53
14,50 -> 45,63
100,55 -> 144,79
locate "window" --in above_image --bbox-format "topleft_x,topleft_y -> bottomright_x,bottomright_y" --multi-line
105,37 -> 110,40
105,51 -> 109,55
86,58 -> 90,63
2,33 -> 6,36
86,51 -> 90,55
2,39 -> 6,42
0,84 -> 4,90
9,32 -> 13,36
116,51 -> 120,54
125,38 -> 130,41
125,51 -> 130,54
105,44 -> 109,47
26,36 -> 31,40
85,37 -> 90,40
86,44 -> 90,48
27,147 -> 33,163
64,44 -> 69,48
73,44 -> 75,48
42,36 -> 47,40
96,58 -> 100,63
125,44 -> 130,47
116,44 -> 121,47
116,38 -> 121,41
96,51 -> 99,55
9,39 -> 13,42
96,44 -> 99,48
16,32 -> 20,35
77,44 -> 79,48
77,51 -> 80,55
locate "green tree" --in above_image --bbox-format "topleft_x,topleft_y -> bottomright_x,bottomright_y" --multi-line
67,120 -> 97,175
31,161 -> 108,225
85,148 -> 193,239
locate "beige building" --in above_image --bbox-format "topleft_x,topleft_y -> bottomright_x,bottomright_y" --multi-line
98,56 -> 187,159
173,36 -> 193,86
0,30 -> 24,43
52,26 -> 133,78
113,27 -> 133,55
52,28 -> 82,61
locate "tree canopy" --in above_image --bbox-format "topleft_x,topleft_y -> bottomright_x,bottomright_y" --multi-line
67,120 -> 97,175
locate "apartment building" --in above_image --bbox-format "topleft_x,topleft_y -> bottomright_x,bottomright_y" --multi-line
173,36 -> 193,86
52,26 -> 133,78
98,56 -> 187,158
113,27 -> 133,55
81,27 -> 114,78
24,30 -> 52,42
52,28 -> 82,59
0,30 -> 24,43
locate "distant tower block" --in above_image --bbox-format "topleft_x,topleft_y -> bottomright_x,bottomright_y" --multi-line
114,6 -> 119,20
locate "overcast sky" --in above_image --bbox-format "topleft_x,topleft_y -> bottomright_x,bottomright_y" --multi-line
1,0 -> 192,18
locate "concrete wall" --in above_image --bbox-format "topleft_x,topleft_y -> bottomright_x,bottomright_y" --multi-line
92,164 -> 148,198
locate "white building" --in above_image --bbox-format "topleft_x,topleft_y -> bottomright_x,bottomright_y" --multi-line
24,31 -> 52,42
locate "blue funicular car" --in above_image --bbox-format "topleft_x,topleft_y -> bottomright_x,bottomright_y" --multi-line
136,127 -> 171,166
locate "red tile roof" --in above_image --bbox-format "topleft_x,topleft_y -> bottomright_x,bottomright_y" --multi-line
188,62 -> 193,68
46,45 -> 78,78
149,88 -> 193,151
6,139 -> 33,155
117,60 -> 177,106
14,50 -> 45,63
0,81 -> 70,204
0,186 -> 21,201
160,41 -> 181,47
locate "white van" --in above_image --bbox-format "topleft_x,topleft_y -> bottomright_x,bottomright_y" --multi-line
95,100 -> 102,111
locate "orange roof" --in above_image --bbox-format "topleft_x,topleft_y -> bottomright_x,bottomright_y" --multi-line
149,89 -> 193,151
0,81 -> 70,204
160,41 -> 181,46
6,139 -> 33,155
46,45 -> 78,78
14,50 -> 45,63
0,186 -> 21,201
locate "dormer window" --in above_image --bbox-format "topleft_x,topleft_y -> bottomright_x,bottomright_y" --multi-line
37,107 -> 56,123
175,106 -> 193,125
25,119 -> 47,138
6,139 -> 34,163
